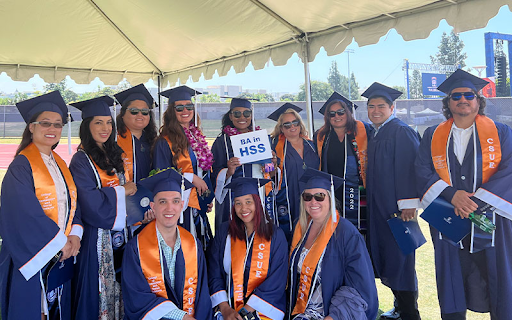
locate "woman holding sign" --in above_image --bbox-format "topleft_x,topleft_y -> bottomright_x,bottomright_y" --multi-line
207,177 -> 288,320
269,104 -> 319,242
69,96 -> 136,320
0,92 -> 82,320
288,168 -> 377,320
211,98 -> 277,232
153,86 -> 213,249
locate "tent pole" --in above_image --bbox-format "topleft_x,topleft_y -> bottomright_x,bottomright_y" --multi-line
302,38 -> 314,136
158,75 -> 162,128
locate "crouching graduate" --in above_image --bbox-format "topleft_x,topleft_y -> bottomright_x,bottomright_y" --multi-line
207,177 -> 288,320
122,168 -> 212,320
0,92 -> 82,319
288,168 -> 378,320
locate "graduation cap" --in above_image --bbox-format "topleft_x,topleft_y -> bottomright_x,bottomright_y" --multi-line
229,97 -> 251,110
159,85 -> 202,104
225,177 -> 272,220
267,103 -> 303,121
299,168 -> 344,222
16,91 -> 69,124
139,168 -> 194,196
70,96 -> 114,119
319,92 -> 357,115
114,84 -> 154,108
437,69 -> 489,94
361,82 -> 402,102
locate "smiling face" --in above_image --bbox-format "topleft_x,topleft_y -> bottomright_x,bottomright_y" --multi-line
174,100 -> 194,127
151,191 -> 184,231
303,188 -> 330,222
367,97 -> 394,127
29,111 -> 63,150
448,87 -> 479,119
328,102 -> 347,129
229,107 -> 252,133
280,113 -> 300,139
233,194 -> 256,230
89,116 -> 113,147
122,100 -> 150,132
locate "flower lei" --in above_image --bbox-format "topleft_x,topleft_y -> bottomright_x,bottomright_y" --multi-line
183,123 -> 213,171
222,125 -> 261,136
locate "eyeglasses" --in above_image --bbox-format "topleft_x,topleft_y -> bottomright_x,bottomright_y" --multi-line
31,121 -> 63,129
175,104 -> 195,112
329,109 -> 345,118
127,108 -> 150,116
282,120 -> 300,129
302,192 -> 327,202
231,110 -> 252,118
450,92 -> 475,101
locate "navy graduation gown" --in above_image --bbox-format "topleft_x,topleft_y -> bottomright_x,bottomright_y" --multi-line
133,132 -> 152,182
69,151 -> 127,320
0,155 -> 82,320
271,137 -> 319,241
366,117 -> 421,291
211,133 -> 259,231
288,218 -> 378,320
207,223 -> 288,319
415,120 -> 512,317
121,232 -> 212,320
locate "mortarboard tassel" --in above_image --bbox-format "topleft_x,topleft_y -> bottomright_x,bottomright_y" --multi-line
258,179 -> 269,224
67,111 -> 72,155
180,175 -> 185,224
331,175 -> 337,223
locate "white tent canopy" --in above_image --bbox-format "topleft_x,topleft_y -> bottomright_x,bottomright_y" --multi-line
1,0 -> 510,87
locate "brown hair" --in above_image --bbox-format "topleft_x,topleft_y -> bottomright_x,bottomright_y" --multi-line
441,89 -> 486,119
317,100 -> 357,142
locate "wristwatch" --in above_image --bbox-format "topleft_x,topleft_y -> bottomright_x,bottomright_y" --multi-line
239,307 -> 257,320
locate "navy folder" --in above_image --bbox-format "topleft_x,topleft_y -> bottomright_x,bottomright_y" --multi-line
45,254 -> 73,292
420,197 -> 471,243
387,216 -> 426,255
198,172 -> 215,213
126,184 -> 153,225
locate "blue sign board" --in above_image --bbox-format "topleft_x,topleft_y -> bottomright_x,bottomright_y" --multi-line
422,73 -> 446,96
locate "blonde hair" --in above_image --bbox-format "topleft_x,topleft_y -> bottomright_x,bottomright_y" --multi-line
297,189 -> 334,240
270,108 -> 309,139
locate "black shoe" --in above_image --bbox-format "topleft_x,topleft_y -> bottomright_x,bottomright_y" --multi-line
380,307 -> 401,319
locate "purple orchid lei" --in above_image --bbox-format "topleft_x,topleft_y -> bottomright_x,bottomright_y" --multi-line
222,125 -> 261,136
183,123 -> 214,171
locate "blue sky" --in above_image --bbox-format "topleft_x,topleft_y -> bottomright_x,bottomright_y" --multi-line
1,5 -> 511,95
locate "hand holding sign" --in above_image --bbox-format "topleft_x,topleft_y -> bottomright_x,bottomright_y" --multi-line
230,130 -> 272,165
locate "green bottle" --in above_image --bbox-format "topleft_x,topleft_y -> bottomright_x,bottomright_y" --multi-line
469,212 -> 496,234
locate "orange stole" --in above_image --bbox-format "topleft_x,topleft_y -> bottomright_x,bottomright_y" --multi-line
163,137 -> 200,209
117,129 -> 134,182
230,234 -> 271,311
91,161 -> 121,188
290,215 -> 339,315
138,222 -> 199,315
20,143 -> 77,235
274,134 -> 313,192
431,115 -> 501,185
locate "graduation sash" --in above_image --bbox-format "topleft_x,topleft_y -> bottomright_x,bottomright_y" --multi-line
20,143 -> 77,235
138,222 -> 199,316
431,115 -> 501,185
290,215 -> 339,315
117,129 -> 134,182
92,161 -> 121,188
164,137 -> 200,209
230,234 -> 271,311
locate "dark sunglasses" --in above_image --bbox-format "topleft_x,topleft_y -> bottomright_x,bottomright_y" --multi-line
32,121 -> 63,129
231,110 -> 252,118
175,104 -> 195,112
450,92 -> 475,101
282,120 -> 300,129
302,192 -> 326,202
127,108 -> 150,116
329,109 -> 345,118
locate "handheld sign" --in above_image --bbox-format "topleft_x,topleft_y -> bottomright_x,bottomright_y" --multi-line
230,129 -> 272,164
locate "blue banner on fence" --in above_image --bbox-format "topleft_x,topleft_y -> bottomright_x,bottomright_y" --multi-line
422,73 -> 446,96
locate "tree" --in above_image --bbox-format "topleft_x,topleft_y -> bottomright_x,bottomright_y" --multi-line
430,31 -> 467,69
348,72 -> 360,100
327,61 -> 360,100
44,79 -> 78,103
297,81 -> 333,101
199,93 -> 221,102
280,94 -> 297,101
237,92 -> 274,102
391,86 -> 407,100
410,69 -> 423,99
328,61 -> 343,93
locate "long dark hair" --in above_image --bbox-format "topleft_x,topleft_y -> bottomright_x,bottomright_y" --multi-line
442,90 -> 486,119
228,194 -> 273,241
317,100 -> 357,141
79,116 -> 125,176
16,112 -> 60,156
220,109 -> 253,131
116,99 -> 158,146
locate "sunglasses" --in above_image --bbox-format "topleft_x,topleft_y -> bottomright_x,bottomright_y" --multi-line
175,104 -> 195,112
302,192 -> 327,202
32,121 -> 63,129
127,108 -> 150,116
329,109 -> 345,118
450,92 -> 475,101
282,120 -> 300,129
231,110 -> 252,118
